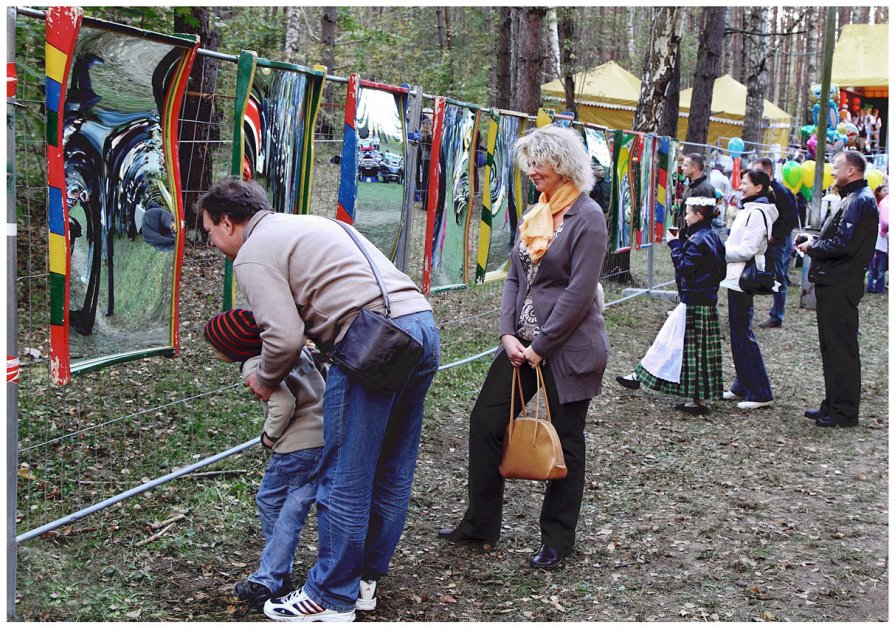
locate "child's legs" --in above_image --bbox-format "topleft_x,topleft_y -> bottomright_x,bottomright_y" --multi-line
250,448 -> 322,592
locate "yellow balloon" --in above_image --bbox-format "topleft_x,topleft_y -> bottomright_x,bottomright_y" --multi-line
800,160 -> 816,189
822,162 -> 834,189
866,168 -> 884,191
783,178 -> 801,193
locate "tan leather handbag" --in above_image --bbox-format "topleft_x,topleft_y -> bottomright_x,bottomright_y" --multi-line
499,365 -> 568,481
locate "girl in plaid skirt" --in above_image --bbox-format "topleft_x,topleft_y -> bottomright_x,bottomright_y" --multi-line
617,196 -> 727,415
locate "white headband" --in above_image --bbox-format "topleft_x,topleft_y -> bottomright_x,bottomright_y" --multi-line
685,196 -> 716,207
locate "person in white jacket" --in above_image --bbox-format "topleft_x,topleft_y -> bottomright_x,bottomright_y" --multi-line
720,169 -> 778,410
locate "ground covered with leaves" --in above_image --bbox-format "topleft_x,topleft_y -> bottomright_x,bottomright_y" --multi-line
15,248 -> 888,622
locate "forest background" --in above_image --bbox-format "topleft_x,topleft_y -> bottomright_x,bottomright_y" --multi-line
85,5 -> 890,149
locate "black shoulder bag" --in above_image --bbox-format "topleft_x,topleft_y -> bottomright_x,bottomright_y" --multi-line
738,209 -> 778,295
329,220 -> 423,394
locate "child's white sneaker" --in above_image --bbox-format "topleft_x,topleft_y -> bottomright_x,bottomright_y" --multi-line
355,579 -> 377,611
263,587 -> 356,622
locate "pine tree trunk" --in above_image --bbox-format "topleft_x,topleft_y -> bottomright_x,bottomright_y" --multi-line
685,7 -> 726,149
659,52 -> 681,138
731,8 -> 743,82
837,7 -> 851,37
632,7 -> 683,132
742,6 -> 770,147
804,7 -> 819,125
557,8 -> 577,115
515,7 -> 546,114
496,8 -> 512,109
174,7 -> 220,233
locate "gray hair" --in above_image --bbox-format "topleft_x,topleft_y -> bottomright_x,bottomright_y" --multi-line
514,125 -> 595,194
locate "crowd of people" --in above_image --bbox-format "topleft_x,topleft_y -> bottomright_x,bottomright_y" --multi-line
194,127 -> 884,620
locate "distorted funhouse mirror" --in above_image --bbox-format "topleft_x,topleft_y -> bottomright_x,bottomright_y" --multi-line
431,103 -> 478,290
55,23 -> 195,380
353,87 -> 407,259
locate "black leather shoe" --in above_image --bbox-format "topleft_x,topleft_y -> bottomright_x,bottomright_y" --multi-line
804,408 -> 824,420
674,402 -> 709,416
616,374 -> 640,390
758,318 -> 782,329
529,545 -> 564,570
815,415 -> 859,428
437,528 -> 496,549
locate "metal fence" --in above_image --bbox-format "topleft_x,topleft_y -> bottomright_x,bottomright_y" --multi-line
8,8 -> 671,619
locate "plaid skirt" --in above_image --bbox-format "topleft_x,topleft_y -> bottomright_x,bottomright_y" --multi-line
634,304 -> 723,400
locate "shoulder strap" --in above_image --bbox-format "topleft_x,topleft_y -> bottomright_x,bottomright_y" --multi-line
331,219 -> 392,317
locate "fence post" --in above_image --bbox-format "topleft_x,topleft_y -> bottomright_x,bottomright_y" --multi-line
7,7 -> 19,619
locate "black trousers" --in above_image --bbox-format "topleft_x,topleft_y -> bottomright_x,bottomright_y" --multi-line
815,282 -> 864,422
453,350 -> 590,555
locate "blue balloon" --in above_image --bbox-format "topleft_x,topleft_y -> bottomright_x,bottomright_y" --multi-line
728,137 -> 745,158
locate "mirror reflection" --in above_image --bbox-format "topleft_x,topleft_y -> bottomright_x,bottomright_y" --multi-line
431,104 -> 477,289
612,130 -> 634,251
638,135 -> 655,246
484,115 -> 522,277
353,88 -> 406,259
63,27 -> 183,365
242,66 -> 309,213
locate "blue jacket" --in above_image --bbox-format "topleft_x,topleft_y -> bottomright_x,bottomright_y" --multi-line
669,219 -> 726,306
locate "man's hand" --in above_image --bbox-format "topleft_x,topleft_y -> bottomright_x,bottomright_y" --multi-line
246,371 -> 275,401
261,432 -> 277,449
501,334 -> 526,368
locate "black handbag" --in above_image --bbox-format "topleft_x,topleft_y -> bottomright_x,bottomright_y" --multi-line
738,209 -> 778,296
330,220 -> 423,394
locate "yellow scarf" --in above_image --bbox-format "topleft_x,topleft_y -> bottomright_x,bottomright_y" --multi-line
519,180 -> 579,263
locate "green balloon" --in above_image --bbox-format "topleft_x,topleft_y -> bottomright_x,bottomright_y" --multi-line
782,160 -> 802,189
800,185 -> 813,203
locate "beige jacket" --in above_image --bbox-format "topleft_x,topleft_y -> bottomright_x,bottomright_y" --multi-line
720,201 -> 778,292
241,351 -> 324,454
234,211 -> 431,388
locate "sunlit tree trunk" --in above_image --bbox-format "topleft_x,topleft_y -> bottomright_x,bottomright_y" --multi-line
632,7 -> 684,132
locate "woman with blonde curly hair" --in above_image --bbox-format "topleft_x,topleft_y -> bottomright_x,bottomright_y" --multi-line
437,125 -> 609,570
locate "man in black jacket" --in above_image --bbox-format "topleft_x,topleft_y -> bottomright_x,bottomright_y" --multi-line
679,153 -> 715,230
756,158 -> 800,328
796,150 -> 879,428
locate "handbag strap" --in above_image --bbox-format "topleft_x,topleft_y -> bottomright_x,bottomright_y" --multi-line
507,365 -> 553,437
331,219 -> 392,317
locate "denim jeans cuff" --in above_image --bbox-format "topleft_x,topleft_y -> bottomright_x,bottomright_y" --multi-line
302,581 -> 356,613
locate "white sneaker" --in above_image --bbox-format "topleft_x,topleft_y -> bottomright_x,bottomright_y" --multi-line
737,400 -> 774,410
263,587 -> 356,622
722,390 -> 743,400
355,579 -> 377,611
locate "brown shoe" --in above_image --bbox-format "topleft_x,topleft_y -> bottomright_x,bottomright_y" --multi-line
758,318 -> 782,329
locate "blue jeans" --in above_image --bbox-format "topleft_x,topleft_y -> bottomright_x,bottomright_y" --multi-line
867,250 -> 887,293
727,289 -> 774,402
302,310 -> 440,612
766,233 -> 793,323
250,447 -> 323,593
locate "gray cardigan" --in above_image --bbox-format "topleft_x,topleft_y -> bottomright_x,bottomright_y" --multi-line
498,193 -> 610,403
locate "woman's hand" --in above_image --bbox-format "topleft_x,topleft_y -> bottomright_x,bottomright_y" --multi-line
501,334 -> 527,368
522,345 -> 543,368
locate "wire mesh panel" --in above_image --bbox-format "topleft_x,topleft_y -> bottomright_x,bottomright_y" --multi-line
306,79 -> 346,220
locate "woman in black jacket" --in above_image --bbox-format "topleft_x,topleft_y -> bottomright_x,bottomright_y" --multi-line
617,196 -> 727,414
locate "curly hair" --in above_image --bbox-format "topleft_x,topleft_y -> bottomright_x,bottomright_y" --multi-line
514,125 -> 595,194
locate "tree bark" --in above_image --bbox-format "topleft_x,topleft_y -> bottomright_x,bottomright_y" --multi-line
320,7 -> 337,74
804,7 -> 819,125
742,6 -> 770,147
731,8 -> 743,82
837,6 -> 851,37
284,7 -> 304,64
435,7 -> 445,49
632,7 -> 684,133
173,7 -> 220,233
545,8 -> 561,80
659,51 -> 681,138
515,7 -> 546,114
685,7 -> 726,149
558,8 -> 577,115
495,7 -> 512,109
